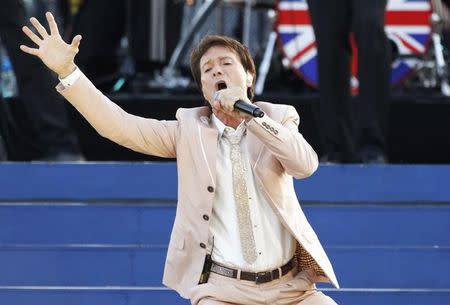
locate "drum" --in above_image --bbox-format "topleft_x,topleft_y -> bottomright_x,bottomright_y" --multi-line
275,0 -> 433,92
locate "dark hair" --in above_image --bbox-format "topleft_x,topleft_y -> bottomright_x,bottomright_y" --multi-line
190,35 -> 256,101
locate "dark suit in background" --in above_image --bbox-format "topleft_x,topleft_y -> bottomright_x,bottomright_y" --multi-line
0,0 -> 82,160
307,0 -> 391,163
65,0 -> 183,90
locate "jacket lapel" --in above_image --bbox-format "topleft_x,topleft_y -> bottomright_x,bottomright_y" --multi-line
198,115 -> 218,185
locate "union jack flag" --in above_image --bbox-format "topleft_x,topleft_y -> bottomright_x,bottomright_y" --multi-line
276,0 -> 432,91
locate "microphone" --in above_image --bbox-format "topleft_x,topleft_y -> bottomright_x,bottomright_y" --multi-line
234,100 -> 265,118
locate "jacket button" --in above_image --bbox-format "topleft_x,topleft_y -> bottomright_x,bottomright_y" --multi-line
203,215 -> 209,221
200,243 -> 206,249
207,186 -> 214,193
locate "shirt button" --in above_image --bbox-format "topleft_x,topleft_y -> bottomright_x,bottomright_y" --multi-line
207,186 -> 214,193
203,215 -> 209,221
200,243 -> 206,249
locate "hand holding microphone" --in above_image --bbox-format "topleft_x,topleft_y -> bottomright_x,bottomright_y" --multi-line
213,85 -> 264,118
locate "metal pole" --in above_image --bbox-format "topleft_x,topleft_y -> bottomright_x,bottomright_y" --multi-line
242,0 -> 252,46
255,31 -> 277,95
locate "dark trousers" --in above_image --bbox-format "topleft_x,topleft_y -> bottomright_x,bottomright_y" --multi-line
0,0 -> 81,159
68,0 -> 183,83
66,0 -> 126,84
307,0 -> 390,162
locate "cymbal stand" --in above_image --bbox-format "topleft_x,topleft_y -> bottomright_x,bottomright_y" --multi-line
151,0 -> 221,89
430,0 -> 450,96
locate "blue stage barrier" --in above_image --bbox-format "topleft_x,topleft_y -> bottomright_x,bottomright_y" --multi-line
0,163 -> 450,203
1,204 -> 448,246
0,163 -> 449,305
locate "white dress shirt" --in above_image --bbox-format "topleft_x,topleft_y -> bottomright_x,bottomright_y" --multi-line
209,115 -> 296,272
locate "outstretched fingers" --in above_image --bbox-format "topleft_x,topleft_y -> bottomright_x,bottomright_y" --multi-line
70,35 -> 82,49
22,26 -> 42,46
29,17 -> 49,39
45,12 -> 59,36
19,45 -> 39,56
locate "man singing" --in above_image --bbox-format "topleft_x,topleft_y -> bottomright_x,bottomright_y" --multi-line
21,12 -> 339,305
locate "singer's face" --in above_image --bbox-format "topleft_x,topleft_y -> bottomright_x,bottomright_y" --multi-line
199,46 -> 251,106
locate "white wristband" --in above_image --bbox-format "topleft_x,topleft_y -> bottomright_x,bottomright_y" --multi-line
59,67 -> 81,88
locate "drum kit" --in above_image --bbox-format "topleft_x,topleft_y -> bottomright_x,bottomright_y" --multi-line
157,0 -> 450,96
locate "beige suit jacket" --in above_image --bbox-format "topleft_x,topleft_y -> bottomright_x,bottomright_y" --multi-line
57,73 -> 339,299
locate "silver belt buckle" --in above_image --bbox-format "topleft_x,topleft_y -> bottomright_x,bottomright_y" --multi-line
255,271 -> 272,284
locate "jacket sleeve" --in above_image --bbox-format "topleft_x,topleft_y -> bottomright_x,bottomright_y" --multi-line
246,105 -> 318,178
56,72 -> 178,158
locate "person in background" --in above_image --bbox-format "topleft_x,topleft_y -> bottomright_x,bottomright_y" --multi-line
0,0 -> 83,161
61,0 -> 183,91
307,0 -> 391,163
20,12 -> 339,305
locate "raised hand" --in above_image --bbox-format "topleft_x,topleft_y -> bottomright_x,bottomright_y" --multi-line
20,12 -> 82,78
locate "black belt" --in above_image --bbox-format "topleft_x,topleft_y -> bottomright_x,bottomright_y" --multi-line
209,257 -> 296,284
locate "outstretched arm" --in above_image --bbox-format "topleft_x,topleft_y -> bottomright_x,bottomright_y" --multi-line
20,12 -> 80,78
20,12 -> 178,158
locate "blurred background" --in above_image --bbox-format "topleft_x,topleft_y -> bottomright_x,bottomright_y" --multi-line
0,0 -> 449,163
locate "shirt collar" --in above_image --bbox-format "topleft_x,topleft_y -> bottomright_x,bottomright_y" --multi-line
211,114 -> 246,138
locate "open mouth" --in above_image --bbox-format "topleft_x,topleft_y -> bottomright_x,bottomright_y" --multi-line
216,81 -> 227,91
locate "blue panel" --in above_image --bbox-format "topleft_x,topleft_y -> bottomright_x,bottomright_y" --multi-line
328,247 -> 450,288
0,291 -> 130,305
304,205 -> 450,246
1,163 -> 450,203
128,290 -> 189,305
0,247 -> 449,288
0,248 -> 166,286
327,291 -> 450,305
0,289 -> 448,305
296,164 -> 450,203
0,204 -> 448,246
0,204 -> 175,245
0,290 -> 189,305
0,163 -> 178,201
